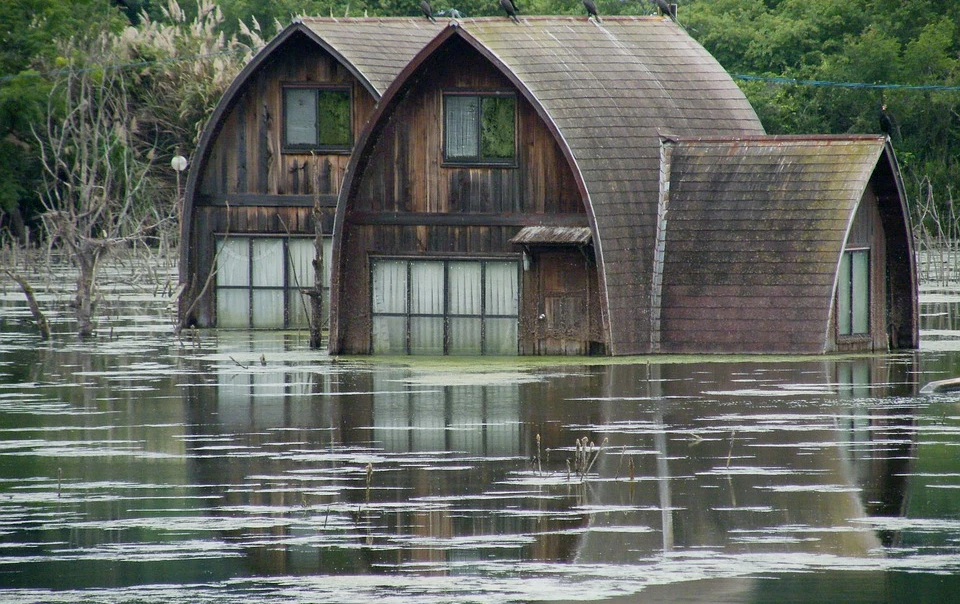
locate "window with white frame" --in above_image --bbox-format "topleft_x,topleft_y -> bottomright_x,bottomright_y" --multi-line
215,236 -> 332,329
371,258 -> 519,355
443,92 -> 516,164
283,86 -> 351,151
838,248 -> 869,336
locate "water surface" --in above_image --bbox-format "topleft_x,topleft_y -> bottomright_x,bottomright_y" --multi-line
1,270 -> 960,602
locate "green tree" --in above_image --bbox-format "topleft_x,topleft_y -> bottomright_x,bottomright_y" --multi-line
0,0 -> 129,242
684,0 -> 960,222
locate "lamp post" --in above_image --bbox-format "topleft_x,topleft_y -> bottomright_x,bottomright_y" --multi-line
171,155 -> 188,222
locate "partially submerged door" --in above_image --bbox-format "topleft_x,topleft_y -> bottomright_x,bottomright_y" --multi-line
526,249 -> 601,355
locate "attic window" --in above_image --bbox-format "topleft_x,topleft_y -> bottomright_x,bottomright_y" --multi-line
443,92 -> 516,165
283,86 -> 351,152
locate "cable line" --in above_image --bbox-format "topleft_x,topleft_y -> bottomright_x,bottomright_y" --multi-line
732,74 -> 960,93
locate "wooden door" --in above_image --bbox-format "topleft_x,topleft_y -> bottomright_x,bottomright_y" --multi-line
533,250 -> 592,355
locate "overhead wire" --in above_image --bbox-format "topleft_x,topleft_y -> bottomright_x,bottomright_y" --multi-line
2,34 -> 960,93
732,74 -> 960,93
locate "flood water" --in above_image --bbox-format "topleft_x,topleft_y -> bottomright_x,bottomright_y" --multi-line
3,263 -> 960,602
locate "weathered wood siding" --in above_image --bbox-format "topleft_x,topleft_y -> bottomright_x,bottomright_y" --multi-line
337,38 -> 594,354
830,185 -> 888,353
353,38 -> 580,215
198,36 -> 375,201
183,34 -> 377,327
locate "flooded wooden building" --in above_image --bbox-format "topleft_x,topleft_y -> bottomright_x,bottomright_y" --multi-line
329,17 -> 758,356
327,16 -> 917,355
177,19 -> 441,331
180,15 -> 917,356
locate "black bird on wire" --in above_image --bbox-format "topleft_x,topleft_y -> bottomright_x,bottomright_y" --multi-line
500,0 -> 520,23
650,0 -> 676,20
420,0 -> 436,22
583,0 -> 600,22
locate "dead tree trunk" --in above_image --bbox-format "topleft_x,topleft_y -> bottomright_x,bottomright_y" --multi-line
310,154 -> 325,350
2,269 -> 51,340
74,246 -> 101,338
34,35 -> 159,338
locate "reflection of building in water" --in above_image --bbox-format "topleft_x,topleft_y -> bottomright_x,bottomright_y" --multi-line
834,357 -> 917,544
371,373 -> 520,456
574,358 -> 918,599
185,342 -> 922,594
185,336 -> 591,575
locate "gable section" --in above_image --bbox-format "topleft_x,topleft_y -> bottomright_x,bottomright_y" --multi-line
348,33 -> 584,218
195,32 -> 375,201
658,136 -> 885,354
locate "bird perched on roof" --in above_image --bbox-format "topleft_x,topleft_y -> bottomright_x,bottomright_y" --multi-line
649,0 -> 676,20
583,0 -> 600,22
420,0 -> 436,22
500,0 -> 520,23
879,104 -> 900,140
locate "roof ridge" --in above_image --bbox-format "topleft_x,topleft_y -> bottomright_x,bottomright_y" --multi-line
669,134 -> 886,144
296,15 -> 664,23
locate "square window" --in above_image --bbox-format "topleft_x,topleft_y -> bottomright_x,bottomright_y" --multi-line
443,93 -> 516,164
283,87 -> 351,151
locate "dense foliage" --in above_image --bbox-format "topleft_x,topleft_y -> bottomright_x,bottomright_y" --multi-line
684,0 -> 960,229
1,0 -> 958,243
0,0 -> 259,243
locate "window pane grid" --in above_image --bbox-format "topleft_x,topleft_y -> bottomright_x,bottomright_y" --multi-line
283,86 -> 352,151
215,236 -> 329,329
371,258 -> 519,355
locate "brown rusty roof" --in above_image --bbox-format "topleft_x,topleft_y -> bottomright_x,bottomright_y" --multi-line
341,17 -> 766,354
299,18 -> 443,94
510,226 -> 593,245
656,135 -> 888,354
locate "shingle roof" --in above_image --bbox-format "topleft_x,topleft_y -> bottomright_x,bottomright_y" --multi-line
347,17 -> 766,354
299,18 -> 443,94
656,135 -> 888,353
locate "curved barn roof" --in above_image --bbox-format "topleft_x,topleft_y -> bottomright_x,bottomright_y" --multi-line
334,17 -> 765,354
657,135 -> 896,353
297,18 -> 445,95
179,18 -> 442,287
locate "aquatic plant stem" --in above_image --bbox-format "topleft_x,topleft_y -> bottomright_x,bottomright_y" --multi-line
726,430 -> 736,469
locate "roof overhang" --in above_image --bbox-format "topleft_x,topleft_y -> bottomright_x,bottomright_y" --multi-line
510,226 -> 593,246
